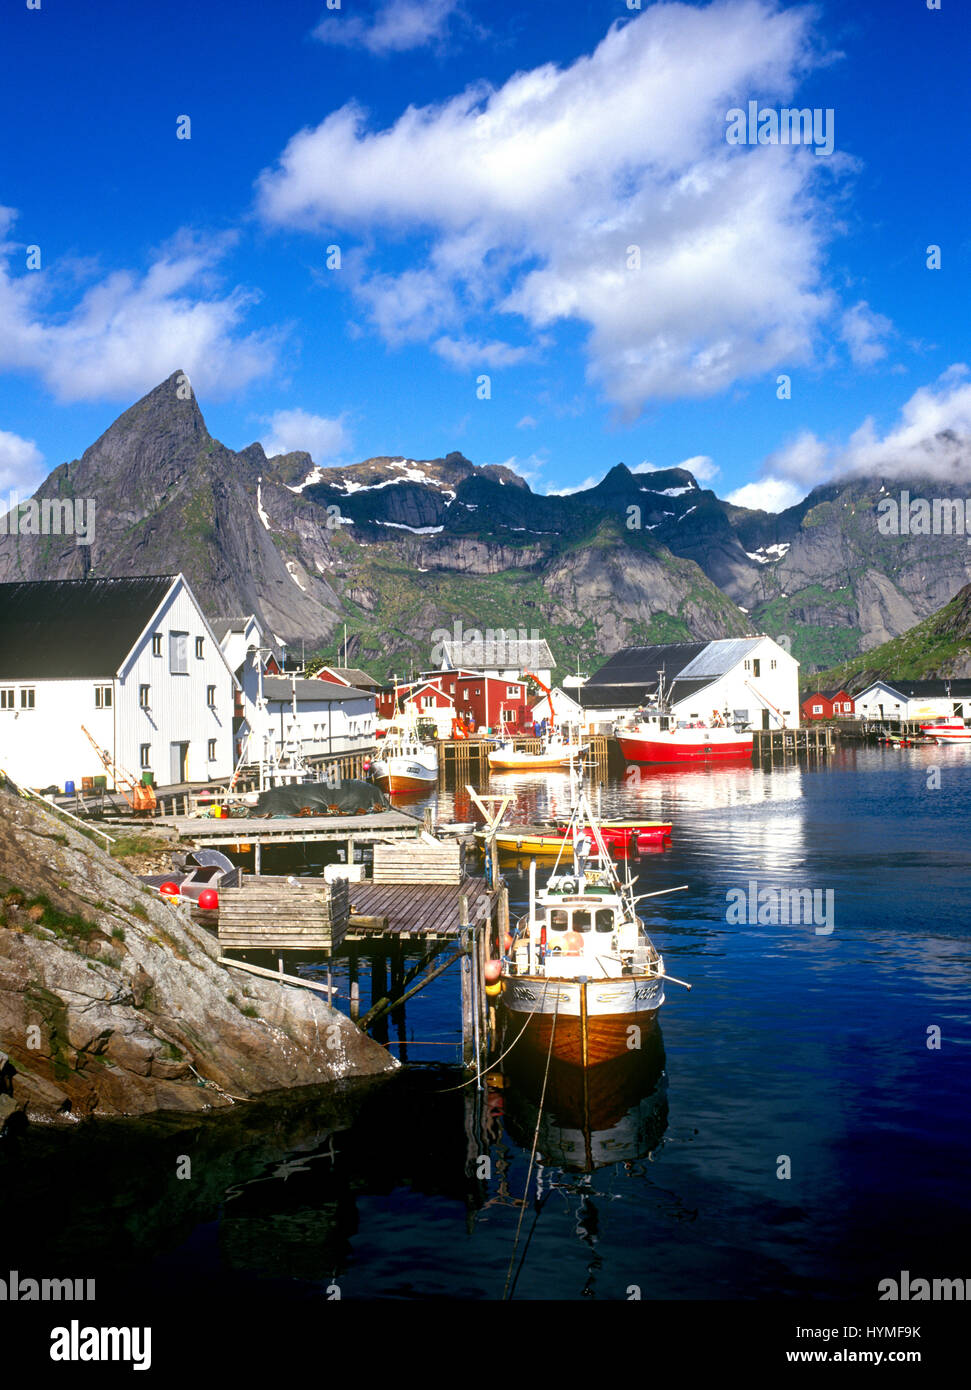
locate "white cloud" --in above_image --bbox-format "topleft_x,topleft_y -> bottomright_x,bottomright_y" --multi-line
729,366 -> 971,511
259,1 -> 842,415
0,428 -> 44,493
841,364 -> 971,479
840,300 -> 893,367
634,454 -> 719,483
313,0 -> 460,55
261,408 -> 350,461
764,430 -> 830,485
432,335 -> 529,369
545,475 -> 602,496
676,454 -> 719,483
0,212 -> 277,403
726,477 -> 804,512
516,414 -> 538,429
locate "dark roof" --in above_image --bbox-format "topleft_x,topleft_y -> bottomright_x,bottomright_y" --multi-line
582,642 -> 709,709
0,576 -> 175,679
261,677 -> 374,704
874,678 -> 971,698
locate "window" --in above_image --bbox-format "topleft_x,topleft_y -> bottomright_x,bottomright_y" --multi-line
422,696 -> 434,709
475,687 -> 481,695
19,688 -> 35,709
139,745 -> 150,768
595,909 -> 614,933
207,739 -> 217,761
549,910 -> 568,932
770,659 -> 777,670
502,709 -> 515,722
169,631 -> 188,674
812,705 -> 823,714
0,689 -> 13,710
507,685 -> 519,697
744,660 -> 751,671
152,633 -> 162,657
206,685 -> 216,707
463,688 -> 469,700
572,910 -> 591,933
95,685 -> 112,709
753,659 -> 761,677
195,636 -> 204,659
139,684 -> 150,709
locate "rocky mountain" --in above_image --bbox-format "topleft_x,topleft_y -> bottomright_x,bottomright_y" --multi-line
1,371 -> 969,678
808,582 -> 971,694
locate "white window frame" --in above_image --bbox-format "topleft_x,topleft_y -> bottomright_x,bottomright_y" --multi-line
169,631 -> 189,675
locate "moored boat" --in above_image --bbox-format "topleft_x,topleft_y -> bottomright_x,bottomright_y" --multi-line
480,819 -> 672,858
371,708 -> 439,793
487,732 -> 589,771
500,771 -> 687,1068
918,717 -> 971,743
616,668 -> 753,764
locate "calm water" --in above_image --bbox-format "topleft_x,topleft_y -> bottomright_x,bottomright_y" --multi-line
3,745 -> 970,1302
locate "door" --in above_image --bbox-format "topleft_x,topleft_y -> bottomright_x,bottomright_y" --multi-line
170,741 -> 189,784
762,709 -> 771,730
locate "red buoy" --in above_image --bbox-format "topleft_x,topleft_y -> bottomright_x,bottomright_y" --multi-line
197,888 -> 219,911
502,933 -> 514,954
159,881 -> 180,898
483,959 -> 502,983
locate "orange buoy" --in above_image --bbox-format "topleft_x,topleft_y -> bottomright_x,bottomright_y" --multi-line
483,959 -> 502,983
502,934 -> 514,954
563,930 -> 584,955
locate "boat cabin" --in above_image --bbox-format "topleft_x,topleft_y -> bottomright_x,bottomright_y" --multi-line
510,869 -> 649,978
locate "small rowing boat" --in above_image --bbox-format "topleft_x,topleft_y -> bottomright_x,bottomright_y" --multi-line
479,819 -> 672,858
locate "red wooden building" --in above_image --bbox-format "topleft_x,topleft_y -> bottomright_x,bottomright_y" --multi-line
801,689 -> 854,720
424,668 -> 534,733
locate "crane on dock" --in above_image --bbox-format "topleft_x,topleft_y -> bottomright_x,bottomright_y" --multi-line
80,726 -> 157,814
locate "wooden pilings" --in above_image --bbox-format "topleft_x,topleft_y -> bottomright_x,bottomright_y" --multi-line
752,726 -> 836,760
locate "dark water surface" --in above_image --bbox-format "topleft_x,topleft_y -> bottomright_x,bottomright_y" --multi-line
3,745 -> 970,1302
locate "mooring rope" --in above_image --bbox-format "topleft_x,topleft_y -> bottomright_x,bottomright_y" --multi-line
433,1009 -> 535,1093
502,982 -> 559,1300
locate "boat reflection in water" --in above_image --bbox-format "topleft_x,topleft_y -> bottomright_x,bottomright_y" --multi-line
500,1022 -> 668,1174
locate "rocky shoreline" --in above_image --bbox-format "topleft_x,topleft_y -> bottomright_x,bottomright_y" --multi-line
0,782 -> 396,1129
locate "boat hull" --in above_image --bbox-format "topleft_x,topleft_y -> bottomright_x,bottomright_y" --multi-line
372,767 -> 437,793
617,730 -> 752,763
501,974 -> 665,1067
919,722 -> 971,742
488,746 -> 589,771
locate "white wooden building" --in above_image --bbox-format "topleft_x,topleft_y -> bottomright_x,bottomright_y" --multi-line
582,637 -> 800,730
530,685 -> 585,729
853,679 -> 971,723
0,574 -> 237,791
237,659 -> 377,762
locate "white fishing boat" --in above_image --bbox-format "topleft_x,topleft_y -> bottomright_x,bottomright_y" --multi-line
371,706 -> 438,794
500,767 -> 688,1068
918,717 -> 971,743
616,667 -> 752,764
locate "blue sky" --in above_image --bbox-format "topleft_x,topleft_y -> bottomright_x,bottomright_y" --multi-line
0,0 -> 968,510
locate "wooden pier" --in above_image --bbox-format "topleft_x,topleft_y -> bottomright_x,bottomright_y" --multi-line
752,726 -> 836,760
153,808 -> 422,873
